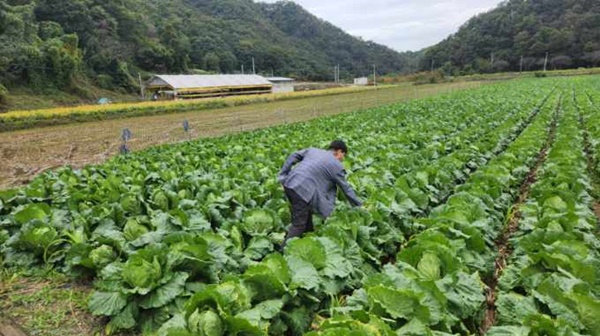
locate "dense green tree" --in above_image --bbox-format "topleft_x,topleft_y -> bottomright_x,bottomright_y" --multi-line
423,0 -> 600,74
0,3 -> 81,89
0,0 -> 418,95
202,52 -> 220,72
3,0 -> 599,97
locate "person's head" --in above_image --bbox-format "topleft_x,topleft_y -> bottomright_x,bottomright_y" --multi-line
329,139 -> 348,161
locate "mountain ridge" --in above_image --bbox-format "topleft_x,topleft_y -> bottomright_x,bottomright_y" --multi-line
421,0 -> 600,74
0,0 -> 415,101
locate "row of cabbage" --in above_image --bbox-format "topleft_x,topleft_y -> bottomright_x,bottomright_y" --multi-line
488,91 -> 600,335
0,80 -> 556,334
579,77 -> 600,175
152,86 -> 554,335
1,80 -> 548,334
0,83 -> 545,270
305,89 -> 560,335
0,88 -> 486,266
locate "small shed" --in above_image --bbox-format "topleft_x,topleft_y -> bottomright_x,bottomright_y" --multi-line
266,77 -> 295,93
146,74 -> 273,100
354,77 -> 368,86
97,98 -> 111,105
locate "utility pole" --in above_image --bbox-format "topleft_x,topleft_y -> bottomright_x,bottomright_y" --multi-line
373,64 -> 377,86
334,66 -> 337,83
138,73 -> 144,98
252,57 -> 256,75
242,64 -> 245,75
519,56 -> 523,73
430,59 -> 434,72
543,52 -> 549,72
490,52 -> 494,67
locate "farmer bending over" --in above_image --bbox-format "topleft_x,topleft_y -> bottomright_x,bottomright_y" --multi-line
278,140 -> 362,248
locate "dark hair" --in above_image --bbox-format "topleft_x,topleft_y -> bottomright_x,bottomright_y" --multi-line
328,139 -> 348,153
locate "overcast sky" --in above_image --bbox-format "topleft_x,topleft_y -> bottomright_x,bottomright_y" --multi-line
259,0 -> 502,52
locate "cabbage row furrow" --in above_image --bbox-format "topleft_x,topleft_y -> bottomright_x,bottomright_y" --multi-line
489,93 -> 600,335
577,85 -> 600,203
481,94 -> 561,333
309,92 -> 560,336
573,89 -> 600,204
338,89 -> 552,263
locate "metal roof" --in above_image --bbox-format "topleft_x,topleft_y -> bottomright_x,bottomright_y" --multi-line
146,74 -> 272,90
266,77 -> 295,83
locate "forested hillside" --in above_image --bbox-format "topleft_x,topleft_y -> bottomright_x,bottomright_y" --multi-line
3,0 -> 599,109
422,0 -> 600,74
0,0 -> 415,101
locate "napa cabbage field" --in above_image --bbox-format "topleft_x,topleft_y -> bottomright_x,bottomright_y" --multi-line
1,76 -> 600,335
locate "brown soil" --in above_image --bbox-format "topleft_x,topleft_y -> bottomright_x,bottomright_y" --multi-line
0,317 -> 28,336
481,96 -> 560,333
593,203 -> 600,223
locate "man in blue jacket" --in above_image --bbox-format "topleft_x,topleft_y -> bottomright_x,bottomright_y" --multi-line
278,140 -> 362,247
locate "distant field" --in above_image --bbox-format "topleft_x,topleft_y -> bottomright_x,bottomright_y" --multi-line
0,85 -> 382,132
457,67 -> 600,81
0,81 -> 480,189
5,68 -> 599,132
380,67 -> 600,84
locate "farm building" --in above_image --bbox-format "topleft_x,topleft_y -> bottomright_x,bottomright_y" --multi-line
354,77 -> 368,85
145,74 -> 273,100
266,77 -> 295,93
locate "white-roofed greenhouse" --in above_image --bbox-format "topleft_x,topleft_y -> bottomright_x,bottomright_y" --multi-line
146,74 -> 273,100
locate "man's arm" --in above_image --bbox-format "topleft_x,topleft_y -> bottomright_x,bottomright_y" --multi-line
278,149 -> 308,182
333,169 -> 362,206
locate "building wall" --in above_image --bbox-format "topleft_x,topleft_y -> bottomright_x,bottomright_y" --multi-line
354,77 -> 368,85
272,82 -> 294,93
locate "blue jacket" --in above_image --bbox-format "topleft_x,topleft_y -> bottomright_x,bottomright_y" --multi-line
278,148 -> 362,217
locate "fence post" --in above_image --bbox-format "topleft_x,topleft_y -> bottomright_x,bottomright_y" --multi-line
120,128 -> 132,154
183,119 -> 191,141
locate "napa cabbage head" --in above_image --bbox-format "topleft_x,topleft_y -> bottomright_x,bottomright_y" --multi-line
123,218 -> 149,241
239,209 -> 277,236
90,245 -> 116,268
122,254 -> 163,294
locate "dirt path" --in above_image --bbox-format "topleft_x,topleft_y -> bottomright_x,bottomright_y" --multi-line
0,317 -> 28,336
481,95 -> 561,333
0,82 -> 480,190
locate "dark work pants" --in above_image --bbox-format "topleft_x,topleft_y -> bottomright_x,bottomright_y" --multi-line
283,187 -> 314,248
